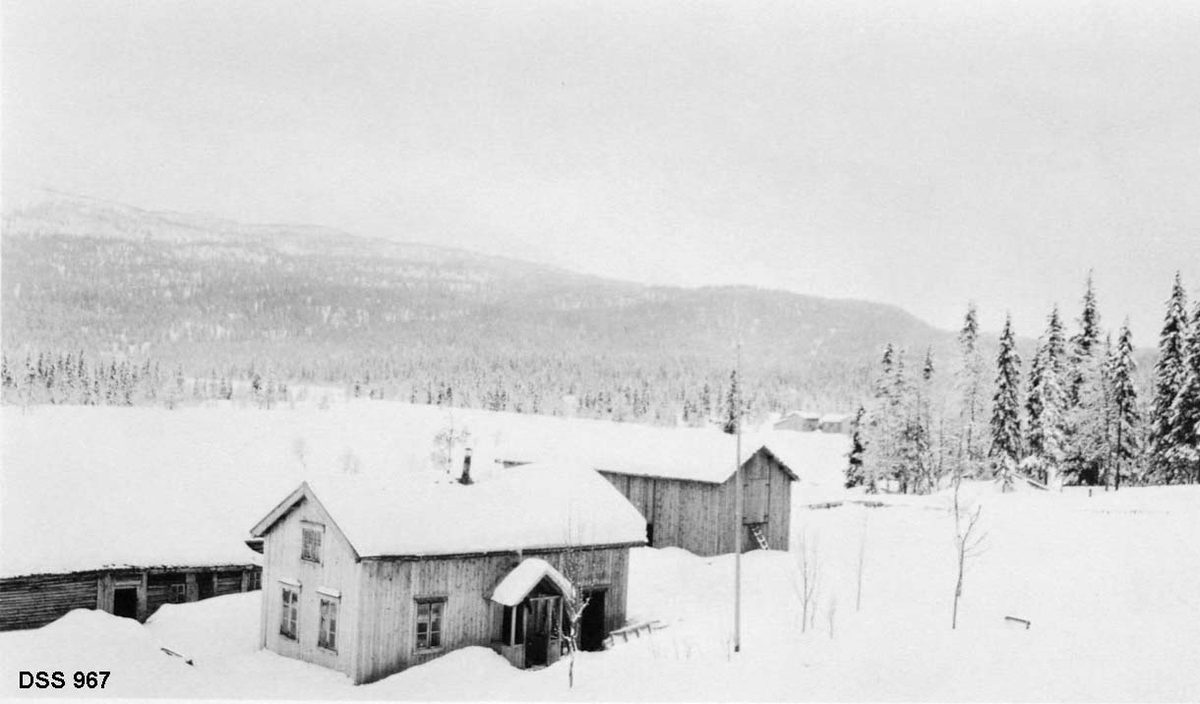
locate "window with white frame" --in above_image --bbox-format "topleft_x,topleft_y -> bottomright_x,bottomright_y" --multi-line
318,597 -> 338,651
280,585 -> 299,639
301,523 -> 323,563
415,598 -> 445,650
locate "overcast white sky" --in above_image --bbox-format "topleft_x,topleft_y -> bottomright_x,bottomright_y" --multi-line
3,0 -> 1198,341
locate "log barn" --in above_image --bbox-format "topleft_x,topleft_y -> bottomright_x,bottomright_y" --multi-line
0,564 -> 260,631
1,406 -> 270,632
249,462 -> 645,685
495,429 -> 798,555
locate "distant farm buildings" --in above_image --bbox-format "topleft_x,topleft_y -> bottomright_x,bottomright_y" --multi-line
774,411 -> 820,432
774,410 -> 854,435
818,413 -> 853,434
249,463 -> 644,684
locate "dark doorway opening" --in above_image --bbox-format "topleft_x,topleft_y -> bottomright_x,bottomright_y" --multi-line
198,574 -> 214,600
113,587 -> 139,619
579,588 -> 607,652
646,523 -> 654,546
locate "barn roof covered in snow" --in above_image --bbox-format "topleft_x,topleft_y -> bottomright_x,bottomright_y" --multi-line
250,463 -> 647,557
494,426 -> 798,484
756,431 -> 851,486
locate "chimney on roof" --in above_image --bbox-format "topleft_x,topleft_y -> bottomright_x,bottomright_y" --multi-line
458,447 -> 474,485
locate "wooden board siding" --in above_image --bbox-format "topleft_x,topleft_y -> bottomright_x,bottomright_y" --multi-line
0,573 -> 98,631
260,496 -> 360,679
600,451 -> 795,557
353,546 -> 630,685
715,450 -> 792,553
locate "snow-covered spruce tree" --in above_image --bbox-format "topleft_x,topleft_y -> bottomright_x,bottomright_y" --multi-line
1024,306 -> 1068,488
888,350 -> 915,492
1166,300 -> 1200,483
1150,273 -> 1190,483
989,314 -> 1023,491
859,345 -> 894,493
863,344 -> 909,492
901,348 -> 940,494
1067,340 -> 1112,486
1063,273 -> 1109,484
1109,322 -> 1140,490
846,405 -> 867,489
723,369 -> 741,435
1068,271 -> 1103,405
955,303 -> 988,479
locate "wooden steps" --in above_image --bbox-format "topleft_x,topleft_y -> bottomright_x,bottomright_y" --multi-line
603,620 -> 667,648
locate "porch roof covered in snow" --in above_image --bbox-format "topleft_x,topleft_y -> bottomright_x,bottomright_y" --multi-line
249,462 -> 647,558
489,558 -> 573,606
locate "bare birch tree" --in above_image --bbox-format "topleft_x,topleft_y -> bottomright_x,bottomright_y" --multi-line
794,529 -> 821,632
951,475 -> 987,629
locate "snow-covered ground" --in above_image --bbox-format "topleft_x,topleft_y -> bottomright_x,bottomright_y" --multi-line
3,482 -> 1198,700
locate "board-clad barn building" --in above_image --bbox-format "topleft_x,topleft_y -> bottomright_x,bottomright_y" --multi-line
496,430 -> 798,556
249,462 -> 645,685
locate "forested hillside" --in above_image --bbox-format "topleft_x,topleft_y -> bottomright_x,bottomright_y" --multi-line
2,190 -> 952,422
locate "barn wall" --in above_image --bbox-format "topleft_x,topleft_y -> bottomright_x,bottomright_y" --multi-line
600,471 -> 723,555
215,570 -> 244,596
0,564 -> 258,632
0,573 -> 98,631
261,496 -> 360,679
146,572 -> 186,618
716,449 -> 794,553
767,459 -> 792,550
354,546 -> 629,685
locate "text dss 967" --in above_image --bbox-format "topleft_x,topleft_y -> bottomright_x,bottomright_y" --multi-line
18,671 -> 110,689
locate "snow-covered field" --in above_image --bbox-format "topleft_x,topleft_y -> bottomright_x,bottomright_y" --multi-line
3,480 -> 1198,700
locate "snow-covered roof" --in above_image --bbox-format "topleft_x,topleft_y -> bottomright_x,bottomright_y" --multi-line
819,413 -> 851,424
489,558 -> 573,606
251,463 -> 646,557
494,425 -> 796,484
754,431 -> 851,490
785,411 -> 821,420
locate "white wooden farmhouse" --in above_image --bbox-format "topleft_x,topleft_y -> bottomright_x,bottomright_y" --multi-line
248,462 -> 646,684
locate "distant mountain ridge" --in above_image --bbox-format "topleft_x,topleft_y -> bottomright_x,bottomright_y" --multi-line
2,188 -> 955,417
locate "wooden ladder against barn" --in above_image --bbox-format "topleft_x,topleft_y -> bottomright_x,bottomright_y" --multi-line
749,524 -> 769,550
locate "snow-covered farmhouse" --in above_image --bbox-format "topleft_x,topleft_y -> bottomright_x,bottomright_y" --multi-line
248,462 -> 646,685
495,427 -> 798,556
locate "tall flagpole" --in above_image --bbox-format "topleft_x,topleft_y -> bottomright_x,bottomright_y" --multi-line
734,338 -> 742,654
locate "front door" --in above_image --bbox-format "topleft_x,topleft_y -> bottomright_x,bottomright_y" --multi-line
579,588 -> 607,652
523,595 -> 562,667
